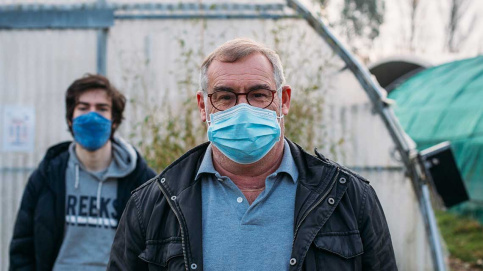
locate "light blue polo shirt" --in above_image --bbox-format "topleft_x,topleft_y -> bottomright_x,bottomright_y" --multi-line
196,139 -> 299,271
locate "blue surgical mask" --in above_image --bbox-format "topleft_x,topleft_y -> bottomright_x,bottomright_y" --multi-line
207,103 -> 282,164
72,112 -> 112,151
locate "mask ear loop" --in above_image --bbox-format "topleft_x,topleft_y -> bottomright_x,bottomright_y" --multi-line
204,93 -> 212,125
276,86 -> 284,120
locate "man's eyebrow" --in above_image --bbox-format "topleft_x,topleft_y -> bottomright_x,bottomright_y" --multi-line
248,84 -> 271,91
76,101 -> 111,107
96,103 -> 111,107
212,84 -> 272,92
213,86 -> 234,92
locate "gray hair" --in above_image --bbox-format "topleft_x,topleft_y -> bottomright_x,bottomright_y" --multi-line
199,38 -> 285,93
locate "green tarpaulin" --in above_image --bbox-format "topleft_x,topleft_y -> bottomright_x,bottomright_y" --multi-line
389,56 -> 483,222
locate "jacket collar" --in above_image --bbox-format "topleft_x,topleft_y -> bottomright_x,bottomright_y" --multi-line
195,140 -> 299,184
160,139 -> 337,196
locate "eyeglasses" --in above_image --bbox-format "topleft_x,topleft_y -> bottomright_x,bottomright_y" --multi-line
207,89 -> 277,111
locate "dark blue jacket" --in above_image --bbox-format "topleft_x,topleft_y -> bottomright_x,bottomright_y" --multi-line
108,140 -> 397,271
9,141 -> 156,270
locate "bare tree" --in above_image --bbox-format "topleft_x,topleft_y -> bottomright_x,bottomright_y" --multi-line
409,0 -> 421,52
317,0 -> 385,58
446,0 -> 478,53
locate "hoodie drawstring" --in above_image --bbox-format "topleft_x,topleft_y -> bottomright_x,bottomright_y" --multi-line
96,181 -> 103,211
74,164 -> 79,189
75,163 -> 103,215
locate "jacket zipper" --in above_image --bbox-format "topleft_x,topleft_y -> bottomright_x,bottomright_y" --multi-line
156,180 -> 189,271
291,168 -> 340,260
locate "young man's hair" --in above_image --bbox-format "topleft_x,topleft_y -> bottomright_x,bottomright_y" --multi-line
65,74 -> 126,137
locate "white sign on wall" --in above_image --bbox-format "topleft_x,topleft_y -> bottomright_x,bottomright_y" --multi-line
2,105 -> 36,152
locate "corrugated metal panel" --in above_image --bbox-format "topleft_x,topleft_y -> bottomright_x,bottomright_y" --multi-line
0,2 -> 434,270
0,29 -> 97,269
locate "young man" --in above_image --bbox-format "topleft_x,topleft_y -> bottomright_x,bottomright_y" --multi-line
10,74 -> 156,270
109,39 -> 397,270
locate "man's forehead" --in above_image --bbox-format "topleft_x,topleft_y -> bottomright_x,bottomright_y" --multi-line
207,53 -> 275,86
77,89 -> 112,104
210,52 -> 272,69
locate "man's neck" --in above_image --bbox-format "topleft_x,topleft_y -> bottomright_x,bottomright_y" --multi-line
212,139 -> 285,204
75,140 -> 113,172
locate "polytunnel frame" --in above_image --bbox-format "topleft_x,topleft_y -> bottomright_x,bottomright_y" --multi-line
0,1 -> 445,270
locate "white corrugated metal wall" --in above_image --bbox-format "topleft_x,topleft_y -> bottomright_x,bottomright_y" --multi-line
0,29 -> 97,269
0,1 -> 434,270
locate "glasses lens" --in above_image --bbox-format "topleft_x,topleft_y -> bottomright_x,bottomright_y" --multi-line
211,91 -> 236,110
247,89 -> 274,108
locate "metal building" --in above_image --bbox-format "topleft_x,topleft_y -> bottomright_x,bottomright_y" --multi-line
0,0 -> 444,270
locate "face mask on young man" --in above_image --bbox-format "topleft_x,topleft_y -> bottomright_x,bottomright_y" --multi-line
206,88 -> 283,164
72,112 -> 112,151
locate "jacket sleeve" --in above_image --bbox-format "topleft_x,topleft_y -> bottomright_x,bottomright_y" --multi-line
108,193 -> 148,270
359,185 -> 398,271
9,170 -> 41,270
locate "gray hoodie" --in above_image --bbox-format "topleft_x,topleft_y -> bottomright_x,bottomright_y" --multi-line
53,137 -> 137,270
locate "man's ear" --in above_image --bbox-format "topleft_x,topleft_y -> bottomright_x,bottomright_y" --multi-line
67,119 -> 73,132
281,86 -> 291,115
196,91 -> 207,122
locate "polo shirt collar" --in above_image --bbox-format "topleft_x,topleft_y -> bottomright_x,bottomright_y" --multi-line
195,139 -> 298,183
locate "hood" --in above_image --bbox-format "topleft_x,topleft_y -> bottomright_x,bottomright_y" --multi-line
68,136 -> 138,182
36,141 -> 71,176
107,136 -> 138,179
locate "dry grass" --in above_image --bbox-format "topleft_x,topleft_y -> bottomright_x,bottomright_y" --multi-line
436,210 -> 483,270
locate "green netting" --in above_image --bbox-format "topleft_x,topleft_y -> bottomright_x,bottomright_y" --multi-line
389,56 -> 483,222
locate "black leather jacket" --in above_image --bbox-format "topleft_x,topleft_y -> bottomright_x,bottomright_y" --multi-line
109,140 -> 397,271
9,141 -> 156,271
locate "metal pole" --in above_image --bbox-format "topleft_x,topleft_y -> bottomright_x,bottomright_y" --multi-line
422,184 -> 447,271
96,28 -> 108,75
97,0 -> 108,75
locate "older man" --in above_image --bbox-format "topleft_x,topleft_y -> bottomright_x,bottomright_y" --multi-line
108,38 -> 397,270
